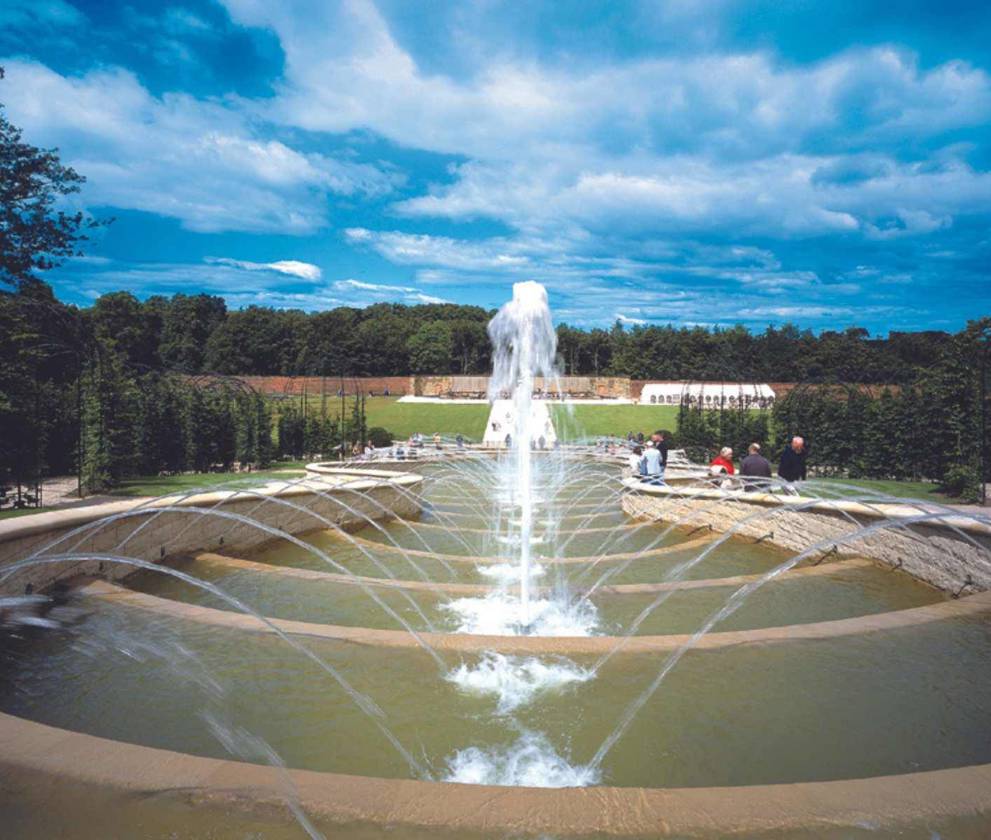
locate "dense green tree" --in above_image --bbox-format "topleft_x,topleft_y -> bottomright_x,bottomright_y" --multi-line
0,67 -> 109,290
407,321 -> 453,374
157,293 -> 227,372
80,350 -> 140,491
87,291 -> 160,370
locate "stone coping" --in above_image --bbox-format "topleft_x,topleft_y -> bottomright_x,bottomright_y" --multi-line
405,518 -> 641,535
0,469 -> 423,546
326,530 -> 718,565
80,580 -> 991,656
193,551 -> 874,596
623,479 -> 991,536
1,711 -> 989,836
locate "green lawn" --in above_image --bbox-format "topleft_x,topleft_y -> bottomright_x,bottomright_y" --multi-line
551,404 -> 681,440
0,506 -> 57,520
810,477 -> 968,505
111,462 -> 308,498
294,396 -> 489,440
291,397 -> 679,441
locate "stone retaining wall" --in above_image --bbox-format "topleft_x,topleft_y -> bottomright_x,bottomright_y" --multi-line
622,481 -> 991,594
0,470 -> 422,597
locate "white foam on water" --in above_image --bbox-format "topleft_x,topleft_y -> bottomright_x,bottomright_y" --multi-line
444,730 -> 600,788
496,535 -> 546,546
441,593 -> 598,636
477,562 -> 546,583
447,653 -> 593,713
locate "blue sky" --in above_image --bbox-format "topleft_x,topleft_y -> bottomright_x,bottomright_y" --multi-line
2,0 -> 989,332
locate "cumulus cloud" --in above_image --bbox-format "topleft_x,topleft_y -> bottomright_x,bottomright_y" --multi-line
0,59 -> 400,234
7,0 -> 991,329
344,228 -> 531,270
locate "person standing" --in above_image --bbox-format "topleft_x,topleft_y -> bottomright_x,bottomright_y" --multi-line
778,436 -> 808,483
739,443 -> 772,491
641,441 -> 664,483
651,430 -> 669,471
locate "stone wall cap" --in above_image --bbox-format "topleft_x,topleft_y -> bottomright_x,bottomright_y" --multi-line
623,478 -> 991,537
0,469 -> 423,546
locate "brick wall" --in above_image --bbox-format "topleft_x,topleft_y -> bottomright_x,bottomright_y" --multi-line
204,376 -> 414,397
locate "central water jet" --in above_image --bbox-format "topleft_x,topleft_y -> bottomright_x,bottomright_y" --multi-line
487,281 -> 559,629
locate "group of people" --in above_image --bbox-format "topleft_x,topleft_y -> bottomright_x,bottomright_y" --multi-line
351,431 -> 467,461
628,430 -> 670,484
706,436 -> 808,490
626,432 -> 809,491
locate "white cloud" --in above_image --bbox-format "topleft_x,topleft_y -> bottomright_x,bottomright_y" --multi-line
333,278 -> 452,305
207,258 -> 323,281
344,228 -> 531,270
335,278 -> 417,293
0,59 -> 400,234
615,312 -> 647,325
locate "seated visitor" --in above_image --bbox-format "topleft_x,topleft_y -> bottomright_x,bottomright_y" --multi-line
628,445 -> 643,476
739,442 -> 772,491
710,447 -> 735,475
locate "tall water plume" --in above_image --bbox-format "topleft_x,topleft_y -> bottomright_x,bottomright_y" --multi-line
487,281 -> 559,627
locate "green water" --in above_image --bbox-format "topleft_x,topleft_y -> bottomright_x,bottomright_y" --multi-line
1,458 -> 988,838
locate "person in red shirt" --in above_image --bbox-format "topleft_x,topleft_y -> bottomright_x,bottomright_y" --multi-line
709,446 -> 735,475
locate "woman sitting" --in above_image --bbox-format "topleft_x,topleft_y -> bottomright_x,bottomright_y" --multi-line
709,447 -> 735,477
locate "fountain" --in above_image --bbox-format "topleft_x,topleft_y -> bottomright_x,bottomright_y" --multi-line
486,280 -> 559,628
2,285 -> 991,838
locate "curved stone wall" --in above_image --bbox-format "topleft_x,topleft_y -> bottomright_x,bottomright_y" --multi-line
622,481 -> 991,594
1,711 -> 989,837
0,469 -> 422,597
79,579 -> 991,655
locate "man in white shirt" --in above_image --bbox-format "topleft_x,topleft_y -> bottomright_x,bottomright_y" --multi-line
641,441 -> 664,483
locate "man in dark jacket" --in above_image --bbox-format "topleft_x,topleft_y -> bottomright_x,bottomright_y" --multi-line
740,443 -> 772,491
651,430 -> 669,469
778,436 -> 807,483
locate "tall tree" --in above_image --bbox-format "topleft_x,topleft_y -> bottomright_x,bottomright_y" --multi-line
0,67 -> 109,289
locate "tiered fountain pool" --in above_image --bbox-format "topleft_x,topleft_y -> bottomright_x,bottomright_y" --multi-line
2,283 -> 991,839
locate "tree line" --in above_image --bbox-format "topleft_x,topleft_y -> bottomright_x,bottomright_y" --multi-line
2,286 -> 968,382
1,285 -> 396,495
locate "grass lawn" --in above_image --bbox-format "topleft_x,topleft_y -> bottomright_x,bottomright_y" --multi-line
551,404 -> 681,440
0,506 -> 58,520
811,477 -> 970,505
292,396 -> 489,440
288,397 -> 680,441
111,462 -> 308,498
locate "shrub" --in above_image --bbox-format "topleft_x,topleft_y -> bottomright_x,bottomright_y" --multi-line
939,463 -> 982,502
367,427 -> 394,448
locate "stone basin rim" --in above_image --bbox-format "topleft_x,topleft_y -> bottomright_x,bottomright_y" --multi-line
1,711 -> 989,837
191,550 -> 876,596
79,579 -> 991,655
